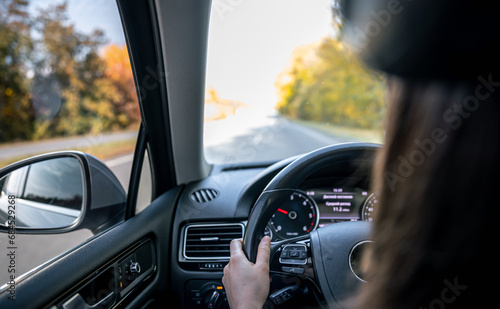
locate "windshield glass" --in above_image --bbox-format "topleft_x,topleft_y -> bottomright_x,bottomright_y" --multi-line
204,0 -> 386,164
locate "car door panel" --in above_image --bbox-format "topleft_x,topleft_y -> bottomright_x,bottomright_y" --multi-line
0,186 -> 182,308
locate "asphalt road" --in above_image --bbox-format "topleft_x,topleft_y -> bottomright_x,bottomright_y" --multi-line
0,131 -> 138,160
204,109 -> 349,163
0,112 -> 349,288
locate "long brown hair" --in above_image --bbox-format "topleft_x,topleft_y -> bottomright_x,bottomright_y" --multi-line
356,76 -> 500,308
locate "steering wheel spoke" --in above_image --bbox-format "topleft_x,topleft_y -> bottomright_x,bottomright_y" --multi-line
265,235 -> 325,307
269,235 -> 313,278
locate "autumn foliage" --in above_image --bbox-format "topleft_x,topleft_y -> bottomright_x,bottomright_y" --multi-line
0,0 -> 139,143
275,37 -> 386,129
102,44 -> 141,126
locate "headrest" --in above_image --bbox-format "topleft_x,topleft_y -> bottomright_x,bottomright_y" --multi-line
340,0 -> 500,80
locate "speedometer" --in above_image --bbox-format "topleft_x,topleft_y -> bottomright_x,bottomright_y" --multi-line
361,193 -> 377,221
269,191 -> 319,239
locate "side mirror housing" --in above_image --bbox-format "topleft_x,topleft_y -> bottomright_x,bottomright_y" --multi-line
0,151 -> 126,234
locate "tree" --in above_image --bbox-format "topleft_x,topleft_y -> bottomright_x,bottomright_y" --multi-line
1,1 -> 140,143
275,37 -> 386,129
102,44 -> 140,126
0,0 -> 34,142
31,1 -> 111,137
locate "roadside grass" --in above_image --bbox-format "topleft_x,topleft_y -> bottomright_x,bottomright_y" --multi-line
293,119 -> 384,144
0,138 -> 137,169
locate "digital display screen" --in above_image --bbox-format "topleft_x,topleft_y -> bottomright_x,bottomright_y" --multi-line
305,187 -> 369,227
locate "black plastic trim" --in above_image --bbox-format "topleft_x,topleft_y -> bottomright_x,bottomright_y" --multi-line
117,0 -> 176,196
125,124 -> 147,220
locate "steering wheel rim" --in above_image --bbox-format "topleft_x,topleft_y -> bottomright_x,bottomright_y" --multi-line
242,142 -> 380,308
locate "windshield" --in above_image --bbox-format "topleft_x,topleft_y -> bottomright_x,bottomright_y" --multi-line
204,0 -> 386,164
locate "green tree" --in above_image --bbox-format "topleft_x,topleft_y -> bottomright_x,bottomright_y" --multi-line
0,0 -> 34,142
275,37 -> 386,129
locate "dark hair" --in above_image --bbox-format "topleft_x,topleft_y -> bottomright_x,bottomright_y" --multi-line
356,76 -> 500,308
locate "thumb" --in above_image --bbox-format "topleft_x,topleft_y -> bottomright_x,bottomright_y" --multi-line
255,236 -> 271,267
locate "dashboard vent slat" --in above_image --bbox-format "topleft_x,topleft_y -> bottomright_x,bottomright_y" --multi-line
183,223 -> 244,260
190,188 -> 219,203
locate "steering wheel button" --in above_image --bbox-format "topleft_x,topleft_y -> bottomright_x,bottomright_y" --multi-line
280,244 -> 308,264
282,266 -> 305,274
280,258 -> 307,265
280,249 -> 289,258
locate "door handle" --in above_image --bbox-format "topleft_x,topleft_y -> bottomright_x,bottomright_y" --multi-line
62,291 -> 115,309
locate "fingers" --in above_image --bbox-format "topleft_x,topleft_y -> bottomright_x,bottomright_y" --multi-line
229,238 -> 243,257
229,236 -> 270,267
255,236 -> 271,267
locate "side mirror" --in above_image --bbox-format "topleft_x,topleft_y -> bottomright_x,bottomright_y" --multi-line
0,151 -> 126,234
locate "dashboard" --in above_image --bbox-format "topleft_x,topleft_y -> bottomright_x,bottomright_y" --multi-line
170,152 -> 377,308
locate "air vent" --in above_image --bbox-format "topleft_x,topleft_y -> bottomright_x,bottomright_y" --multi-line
183,223 -> 244,260
190,188 -> 219,203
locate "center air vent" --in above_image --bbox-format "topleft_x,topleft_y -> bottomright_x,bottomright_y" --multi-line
183,223 -> 244,260
190,188 -> 219,203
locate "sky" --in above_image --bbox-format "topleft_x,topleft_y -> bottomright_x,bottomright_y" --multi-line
28,0 -> 126,46
206,0 -> 333,108
27,0 -> 333,109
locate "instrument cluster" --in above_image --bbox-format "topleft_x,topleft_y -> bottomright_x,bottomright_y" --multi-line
265,180 -> 377,241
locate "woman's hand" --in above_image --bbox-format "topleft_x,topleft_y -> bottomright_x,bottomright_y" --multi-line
222,236 -> 271,309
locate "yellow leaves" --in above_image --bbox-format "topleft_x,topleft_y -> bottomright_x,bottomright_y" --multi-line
204,86 -> 245,121
345,105 -> 356,119
101,43 -> 140,123
205,87 -> 221,103
275,36 -> 386,129
103,44 -> 133,83
1,3 -> 141,142
117,114 -> 129,127
32,120 -> 51,141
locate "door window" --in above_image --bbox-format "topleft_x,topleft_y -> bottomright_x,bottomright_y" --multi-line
0,0 -> 139,285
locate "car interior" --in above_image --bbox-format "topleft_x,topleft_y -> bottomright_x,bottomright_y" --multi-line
0,0 -> 388,308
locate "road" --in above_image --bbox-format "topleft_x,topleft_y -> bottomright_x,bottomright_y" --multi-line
204,109 -> 351,164
0,131 -> 138,160
1,111 -> 351,287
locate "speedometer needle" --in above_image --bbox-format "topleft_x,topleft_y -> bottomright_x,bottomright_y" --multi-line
277,208 -> 288,215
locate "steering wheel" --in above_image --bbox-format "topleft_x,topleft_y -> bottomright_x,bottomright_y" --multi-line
242,143 -> 379,308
